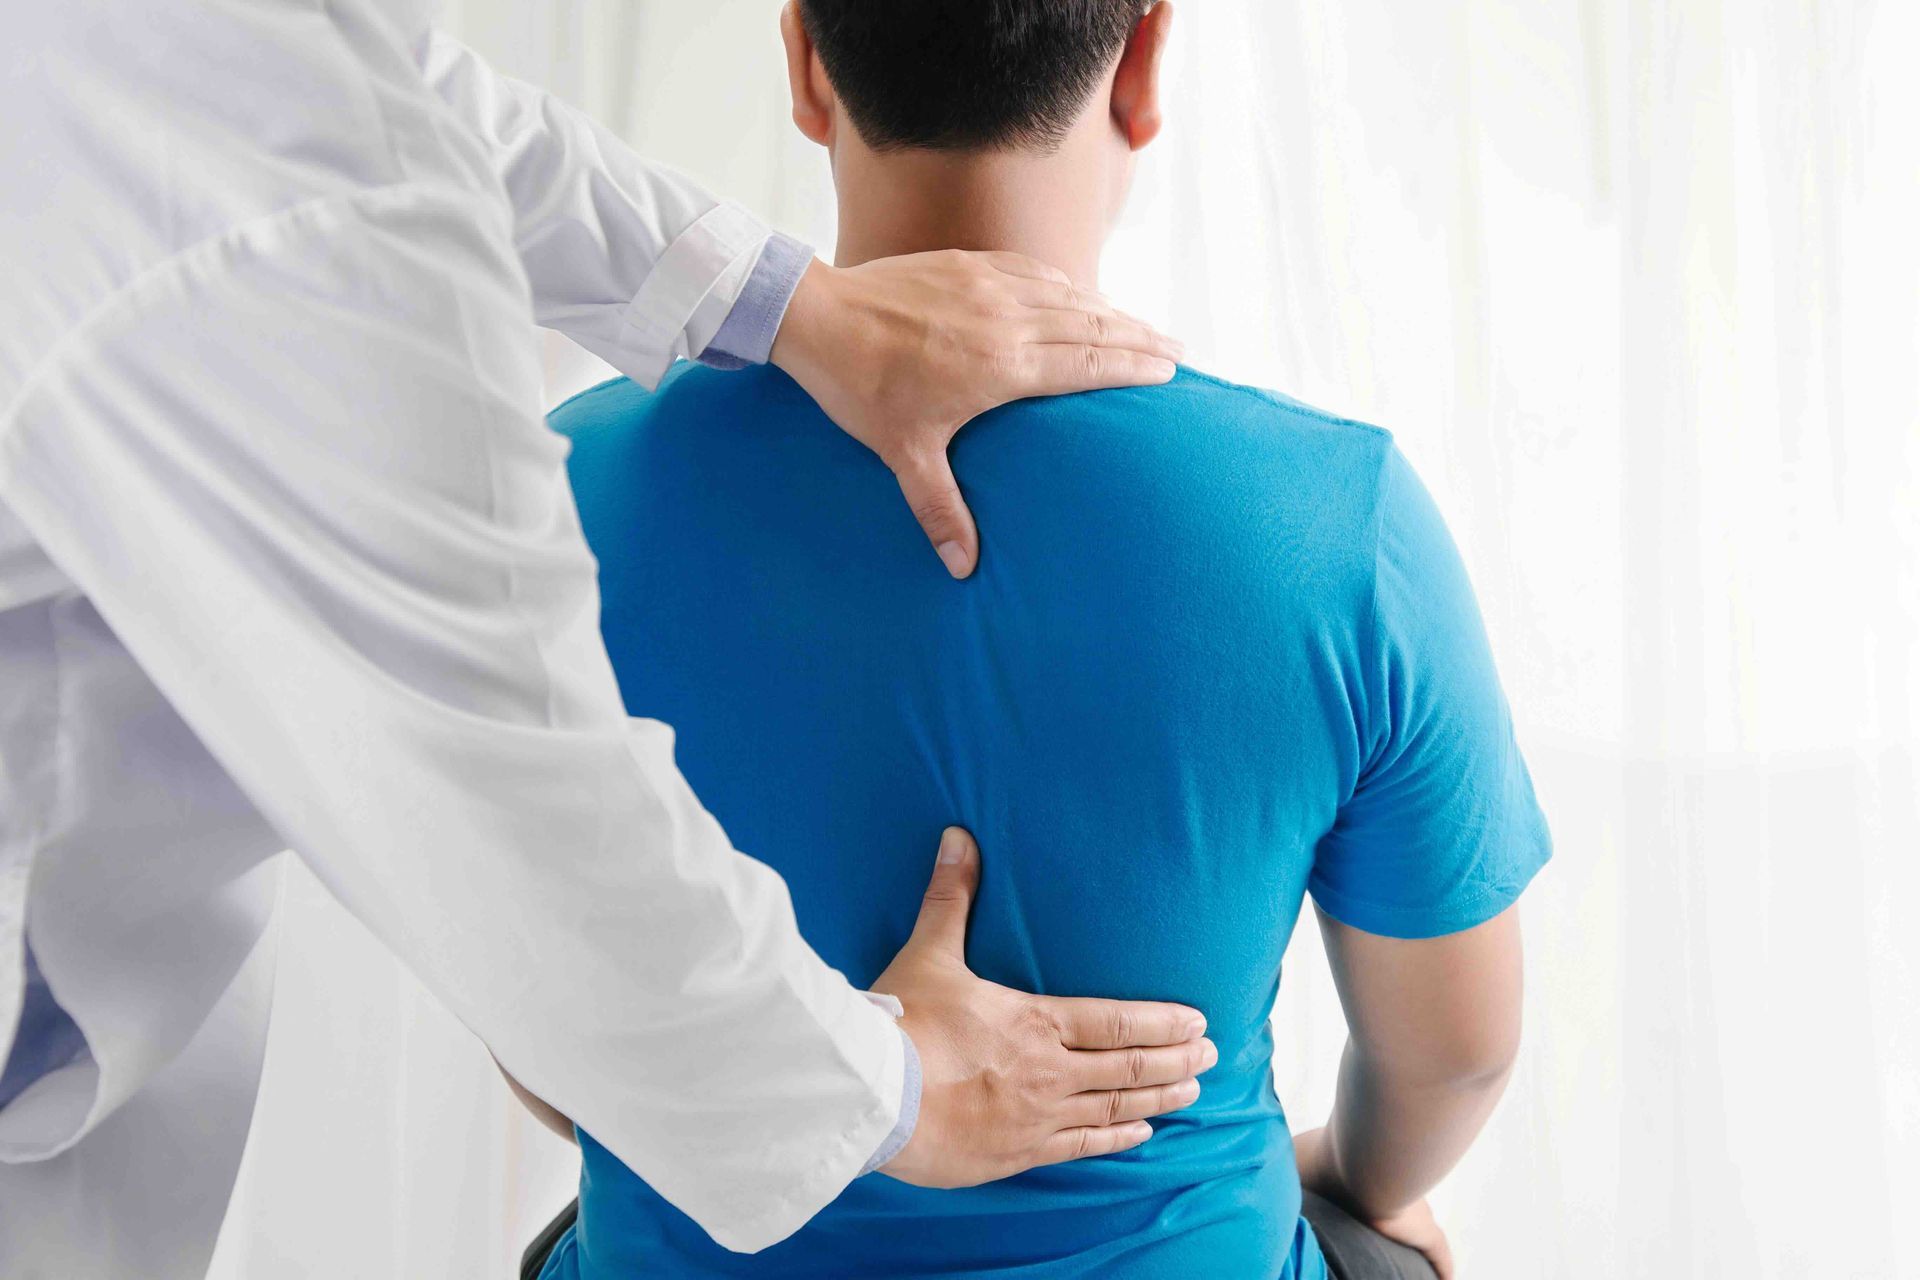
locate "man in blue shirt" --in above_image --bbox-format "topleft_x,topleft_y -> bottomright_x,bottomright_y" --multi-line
534,2 -> 1549,1275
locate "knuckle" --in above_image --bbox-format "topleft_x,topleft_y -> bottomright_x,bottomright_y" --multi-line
878,437 -> 923,474
1125,1047 -> 1148,1087
910,491 -> 961,531
1020,999 -> 1065,1045
1080,344 -> 1105,380
1102,1089 -> 1124,1127
1029,1060 -> 1066,1100
1108,1005 -> 1134,1047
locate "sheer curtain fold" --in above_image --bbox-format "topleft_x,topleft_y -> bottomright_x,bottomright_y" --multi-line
215,2 -> 1918,1276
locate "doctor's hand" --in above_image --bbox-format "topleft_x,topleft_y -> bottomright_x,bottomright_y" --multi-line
871,827 -> 1215,1188
770,253 -> 1182,580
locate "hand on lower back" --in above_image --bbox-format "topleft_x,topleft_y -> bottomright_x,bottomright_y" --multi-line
872,827 -> 1215,1188
771,251 -> 1182,579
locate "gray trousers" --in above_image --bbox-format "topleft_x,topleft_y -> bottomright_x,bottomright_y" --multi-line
522,1193 -> 1442,1279
1301,1190 -> 1442,1280
521,1200 -> 575,1280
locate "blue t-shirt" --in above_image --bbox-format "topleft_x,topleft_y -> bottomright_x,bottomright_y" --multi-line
543,364 -> 1550,1279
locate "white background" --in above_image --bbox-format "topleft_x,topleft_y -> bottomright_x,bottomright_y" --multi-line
210,2 -> 1920,1276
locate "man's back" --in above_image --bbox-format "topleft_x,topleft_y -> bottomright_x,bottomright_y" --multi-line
548,363 -> 1547,1278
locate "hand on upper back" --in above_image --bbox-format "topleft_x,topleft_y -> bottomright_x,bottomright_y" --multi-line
872,827 -> 1215,1188
770,252 -> 1183,580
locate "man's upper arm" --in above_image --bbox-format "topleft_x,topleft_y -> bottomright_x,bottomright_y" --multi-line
1308,443 -> 1550,940
1316,904 -> 1524,1085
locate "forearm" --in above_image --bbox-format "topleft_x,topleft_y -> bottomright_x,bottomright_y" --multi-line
418,29 -> 777,385
1317,1040 -> 1514,1218
1304,905 -> 1525,1219
0,207 -> 908,1250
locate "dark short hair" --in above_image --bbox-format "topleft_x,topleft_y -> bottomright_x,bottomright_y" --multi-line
799,0 -> 1147,152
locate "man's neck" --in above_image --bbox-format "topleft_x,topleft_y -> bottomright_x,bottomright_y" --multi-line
830,146 -> 1109,289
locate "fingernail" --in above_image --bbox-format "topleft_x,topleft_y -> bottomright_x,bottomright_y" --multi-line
1176,1079 -> 1201,1103
1183,1013 -> 1207,1039
1200,1040 -> 1219,1070
1131,1122 -> 1154,1142
938,829 -> 969,864
936,541 -> 969,578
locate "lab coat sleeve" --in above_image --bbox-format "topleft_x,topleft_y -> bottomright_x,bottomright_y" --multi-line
418,30 -> 787,388
0,180 -> 902,1253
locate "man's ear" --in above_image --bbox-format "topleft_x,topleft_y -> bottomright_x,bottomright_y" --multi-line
1110,2 -> 1174,151
781,1 -> 834,146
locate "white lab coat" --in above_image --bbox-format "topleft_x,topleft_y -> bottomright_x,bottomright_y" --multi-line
0,2 -> 903,1275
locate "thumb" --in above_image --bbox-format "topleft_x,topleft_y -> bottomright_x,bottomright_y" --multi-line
906,826 -> 980,959
894,449 -> 980,579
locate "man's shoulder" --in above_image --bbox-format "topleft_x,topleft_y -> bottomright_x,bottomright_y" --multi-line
548,374 -> 642,428
551,363 -> 1391,455
1163,366 -> 1390,439
549,364 -> 711,434
550,363 -> 1402,541
977,364 -> 1391,461
546,374 -> 649,455
1153,366 -> 1393,471
549,364 -> 823,453
966,365 -> 1398,521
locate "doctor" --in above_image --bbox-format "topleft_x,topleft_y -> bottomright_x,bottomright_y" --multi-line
0,2 -> 1210,1276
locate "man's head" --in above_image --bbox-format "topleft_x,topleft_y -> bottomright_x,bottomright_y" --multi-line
780,0 -> 1174,285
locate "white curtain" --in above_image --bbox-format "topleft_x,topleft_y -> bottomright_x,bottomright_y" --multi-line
212,2 -> 1920,1276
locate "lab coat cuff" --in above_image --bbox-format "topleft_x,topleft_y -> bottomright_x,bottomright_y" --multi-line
858,1022 -> 921,1175
706,982 -> 906,1252
697,232 -> 814,371
613,201 -> 769,389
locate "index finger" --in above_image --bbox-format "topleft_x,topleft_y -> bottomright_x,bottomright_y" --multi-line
1040,996 -> 1207,1049
1065,1039 -> 1219,1093
1025,307 -> 1185,363
977,250 -> 1074,285
1021,345 -> 1179,399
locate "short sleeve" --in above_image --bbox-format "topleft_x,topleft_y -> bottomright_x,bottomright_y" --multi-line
1309,445 -> 1551,938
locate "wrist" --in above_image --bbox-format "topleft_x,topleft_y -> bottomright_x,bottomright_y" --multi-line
863,1022 -> 922,1176
768,257 -> 836,380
